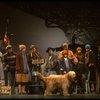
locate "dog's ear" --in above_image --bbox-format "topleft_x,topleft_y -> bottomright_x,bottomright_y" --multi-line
66,73 -> 72,80
66,71 -> 76,80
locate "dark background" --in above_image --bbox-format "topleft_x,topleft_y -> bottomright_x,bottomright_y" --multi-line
0,3 -> 70,58
0,1 -> 100,59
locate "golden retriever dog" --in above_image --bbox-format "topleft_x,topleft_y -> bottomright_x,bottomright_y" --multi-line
38,71 -> 76,96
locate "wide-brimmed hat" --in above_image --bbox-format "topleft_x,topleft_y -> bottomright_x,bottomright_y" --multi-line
46,47 -> 55,53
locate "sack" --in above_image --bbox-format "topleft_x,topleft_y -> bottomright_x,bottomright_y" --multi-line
16,73 -> 28,83
0,86 -> 11,95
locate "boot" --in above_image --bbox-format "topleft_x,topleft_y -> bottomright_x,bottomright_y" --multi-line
22,85 -> 26,94
18,85 -> 22,94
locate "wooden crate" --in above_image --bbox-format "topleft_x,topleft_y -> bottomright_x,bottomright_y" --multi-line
0,86 -> 11,95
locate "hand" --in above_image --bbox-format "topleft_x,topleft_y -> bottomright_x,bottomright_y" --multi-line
73,57 -> 78,63
6,65 -> 9,68
60,68 -> 63,71
82,74 -> 86,79
88,64 -> 92,67
63,71 -> 67,74
89,63 -> 94,67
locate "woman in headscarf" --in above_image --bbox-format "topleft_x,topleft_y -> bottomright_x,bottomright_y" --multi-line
16,44 -> 31,94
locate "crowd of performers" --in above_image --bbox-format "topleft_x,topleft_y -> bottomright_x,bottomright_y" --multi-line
0,43 -> 97,95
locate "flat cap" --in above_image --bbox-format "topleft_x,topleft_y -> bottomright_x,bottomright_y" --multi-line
63,43 -> 68,47
85,44 -> 91,49
30,45 -> 36,49
6,45 -> 12,50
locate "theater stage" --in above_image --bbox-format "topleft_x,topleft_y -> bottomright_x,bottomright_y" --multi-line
0,94 -> 100,99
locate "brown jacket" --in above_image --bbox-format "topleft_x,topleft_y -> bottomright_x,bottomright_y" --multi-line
16,52 -> 28,73
58,50 -> 74,60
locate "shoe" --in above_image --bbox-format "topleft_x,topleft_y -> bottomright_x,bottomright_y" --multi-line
22,91 -> 27,94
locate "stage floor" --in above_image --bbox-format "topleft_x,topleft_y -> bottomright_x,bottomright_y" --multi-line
0,94 -> 100,99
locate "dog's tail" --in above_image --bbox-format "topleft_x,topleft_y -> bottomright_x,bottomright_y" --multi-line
37,72 -> 46,82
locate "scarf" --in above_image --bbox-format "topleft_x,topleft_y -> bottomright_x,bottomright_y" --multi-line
22,53 -> 31,81
85,51 -> 89,65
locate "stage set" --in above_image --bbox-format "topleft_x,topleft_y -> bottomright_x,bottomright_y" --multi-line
0,94 -> 100,99
0,1 -> 100,99
0,74 -> 100,99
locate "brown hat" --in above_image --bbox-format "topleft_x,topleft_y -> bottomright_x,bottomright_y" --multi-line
19,44 -> 26,51
76,47 -> 82,51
